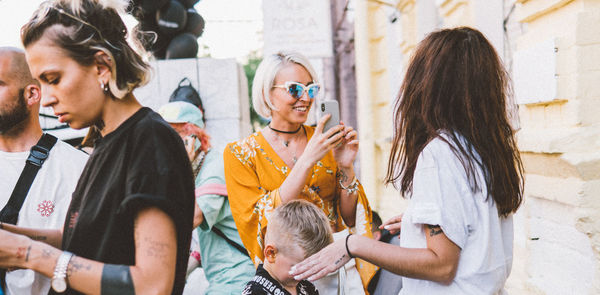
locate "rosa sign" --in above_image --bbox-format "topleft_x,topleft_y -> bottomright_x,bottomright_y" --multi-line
263,0 -> 334,58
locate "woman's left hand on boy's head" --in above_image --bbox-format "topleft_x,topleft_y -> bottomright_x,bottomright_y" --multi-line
332,122 -> 359,169
289,238 -> 349,282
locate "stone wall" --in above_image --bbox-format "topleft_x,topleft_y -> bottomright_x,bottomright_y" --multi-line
509,0 -> 600,293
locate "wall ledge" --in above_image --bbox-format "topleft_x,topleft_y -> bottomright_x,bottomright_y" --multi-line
516,125 -> 600,153
516,0 -> 575,23
436,0 -> 468,17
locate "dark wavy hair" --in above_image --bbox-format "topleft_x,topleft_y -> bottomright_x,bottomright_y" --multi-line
384,27 -> 524,217
20,0 -> 150,99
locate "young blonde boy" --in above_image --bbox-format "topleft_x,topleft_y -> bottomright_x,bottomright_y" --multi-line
242,200 -> 333,295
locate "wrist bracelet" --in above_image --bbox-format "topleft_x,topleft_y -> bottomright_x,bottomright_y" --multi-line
339,176 -> 359,194
345,234 -> 355,259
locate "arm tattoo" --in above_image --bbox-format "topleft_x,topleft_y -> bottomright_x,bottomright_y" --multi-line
336,168 -> 348,183
67,257 -> 92,277
101,264 -> 135,295
143,237 -> 170,266
427,225 -> 443,236
32,235 -> 47,241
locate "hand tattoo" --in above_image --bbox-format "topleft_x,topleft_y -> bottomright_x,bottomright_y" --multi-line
16,247 -> 27,259
25,245 -> 32,262
334,254 -> 347,265
42,249 -> 52,259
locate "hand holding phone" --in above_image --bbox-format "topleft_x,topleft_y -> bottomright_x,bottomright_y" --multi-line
316,100 -> 340,134
300,100 -> 344,164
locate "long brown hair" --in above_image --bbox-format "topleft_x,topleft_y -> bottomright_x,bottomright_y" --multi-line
385,27 -> 524,217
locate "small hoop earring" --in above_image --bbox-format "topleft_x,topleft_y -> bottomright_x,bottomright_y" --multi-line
100,81 -> 109,93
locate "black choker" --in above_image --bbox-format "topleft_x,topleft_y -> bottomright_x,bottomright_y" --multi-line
268,124 -> 302,134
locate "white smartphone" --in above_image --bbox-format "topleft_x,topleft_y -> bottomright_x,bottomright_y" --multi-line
316,100 -> 340,133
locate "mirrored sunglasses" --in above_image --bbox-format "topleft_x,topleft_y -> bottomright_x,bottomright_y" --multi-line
273,81 -> 321,100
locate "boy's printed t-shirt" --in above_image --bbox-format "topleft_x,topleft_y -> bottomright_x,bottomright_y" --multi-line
242,264 -> 319,295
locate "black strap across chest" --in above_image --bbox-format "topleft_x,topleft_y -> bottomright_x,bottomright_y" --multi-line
211,226 -> 250,258
0,133 -> 58,224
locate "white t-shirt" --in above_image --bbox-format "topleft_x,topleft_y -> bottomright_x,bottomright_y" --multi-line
0,139 -> 88,295
399,133 -> 513,295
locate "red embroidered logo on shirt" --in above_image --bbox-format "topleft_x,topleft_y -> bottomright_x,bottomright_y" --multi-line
37,200 -> 55,217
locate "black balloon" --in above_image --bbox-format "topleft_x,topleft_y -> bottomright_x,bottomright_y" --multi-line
138,14 -> 172,59
176,0 -> 200,9
140,0 -> 169,15
184,9 -> 205,37
156,0 -> 187,35
166,33 -> 199,59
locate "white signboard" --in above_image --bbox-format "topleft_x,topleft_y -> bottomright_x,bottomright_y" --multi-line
263,0 -> 334,58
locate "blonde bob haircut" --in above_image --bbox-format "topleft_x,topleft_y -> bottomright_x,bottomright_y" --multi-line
252,51 -> 319,119
265,200 -> 333,258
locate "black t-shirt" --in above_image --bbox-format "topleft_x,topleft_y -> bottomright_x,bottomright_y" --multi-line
51,107 -> 195,295
242,264 -> 319,295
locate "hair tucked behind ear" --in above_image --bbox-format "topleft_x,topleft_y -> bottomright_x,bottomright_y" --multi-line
21,0 -> 151,98
385,27 -> 524,217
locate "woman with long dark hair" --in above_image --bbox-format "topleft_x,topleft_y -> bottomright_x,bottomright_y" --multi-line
0,1 -> 194,294
291,27 -> 524,294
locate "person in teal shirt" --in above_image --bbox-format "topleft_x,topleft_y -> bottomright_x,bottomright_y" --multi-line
159,101 -> 255,294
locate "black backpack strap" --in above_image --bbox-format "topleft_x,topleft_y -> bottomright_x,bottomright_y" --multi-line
211,226 -> 250,258
0,133 -> 57,292
0,133 -> 58,224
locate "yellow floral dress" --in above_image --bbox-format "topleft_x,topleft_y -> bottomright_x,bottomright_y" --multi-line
223,125 -> 377,289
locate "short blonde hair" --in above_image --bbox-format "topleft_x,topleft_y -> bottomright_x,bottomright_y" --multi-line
265,200 -> 333,258
252,51 -> 319,119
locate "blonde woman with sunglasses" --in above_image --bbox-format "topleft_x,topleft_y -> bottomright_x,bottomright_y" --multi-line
224,51 -> 377,293
0,1 -> 195,294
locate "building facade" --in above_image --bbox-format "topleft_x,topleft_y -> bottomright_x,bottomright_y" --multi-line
354,0 -> 600,293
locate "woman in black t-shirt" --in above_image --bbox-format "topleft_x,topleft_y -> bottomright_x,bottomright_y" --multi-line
0,1 -> 194,294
